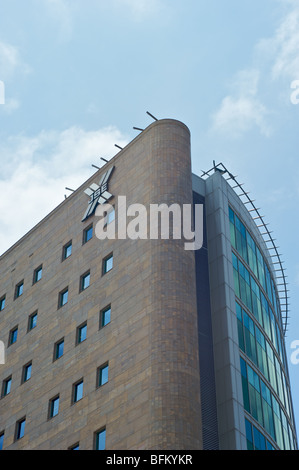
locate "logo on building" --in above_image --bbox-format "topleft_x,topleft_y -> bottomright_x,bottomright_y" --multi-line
82,166 -> 115,222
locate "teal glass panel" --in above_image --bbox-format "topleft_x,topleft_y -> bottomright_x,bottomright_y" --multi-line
253,426 -> 266,450
240,358 -> 250,412
247,364 -> 263,426
236,302 -> 245,352
243,311 -> 257,365
272,397 -> 284,449
245,419 -> 254,450
247,232 -> 258,278
261,381 -> 276,440
255,327 -> 269,381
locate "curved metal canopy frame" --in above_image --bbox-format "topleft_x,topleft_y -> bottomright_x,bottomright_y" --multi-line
201,161 -> 289,337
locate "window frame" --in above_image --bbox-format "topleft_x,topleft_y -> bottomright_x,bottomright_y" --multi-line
62,240 -> 72,261
14,281 -> 24,300
33,265 -> 43,285
72,379 -> 84,404
48,395 -> 60,419
8,326 -> 18,346
83,224 -> 93,245
102,253 -> 113,275
2,376 -> 12,397
22,361 -> 32,384
100,305 -> 111,329
58,287 -> 69,309
28,311 -> 38,332
0,431 -> 4,450
15,417 -> 26,441
79,271 -> 90,292
76,322 -> 87,345
97,363 -> 109,388
94,427 -> 106,450
0,295 -> 6,312
53,338 -> 64,361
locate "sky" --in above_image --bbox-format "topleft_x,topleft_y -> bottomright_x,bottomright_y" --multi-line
0,0 -> 299,442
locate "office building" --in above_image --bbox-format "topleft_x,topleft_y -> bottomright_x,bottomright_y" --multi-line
0,119 -> 297,450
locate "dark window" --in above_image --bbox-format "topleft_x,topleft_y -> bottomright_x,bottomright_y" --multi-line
80,271 -> 90,292
9,326 -> 18,346
15,418 -> 26,440
97,363 -> 109,387
15,281 -> 24,299
0,432 -> 4,450
58,288 -> 68,308
76,323 -> 87,344
69,443 -> 80,450
33,265 -> 42,284
22,362 -> 32,383
73,380 -> 83,403
94,428 -> 106,450
49,396 -> 59,418
83,225 -> 93,244
54,338 -> 64,360
100,305 -> 111,328
28,311 -> 38,331
102,253 -> 113,275
2,376 -> 12,397
0,296 -> 5,312
62,241 -> 72,260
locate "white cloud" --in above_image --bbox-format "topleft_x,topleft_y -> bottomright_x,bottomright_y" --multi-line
258,3 -> 299,81
210,1 -> 299,139
0,41 -> 30,80
111,0 -> 162,20
211,68 -> 271,138
212,95 -> 271,139
39,0 -> 75,41
0,125 -> 129,255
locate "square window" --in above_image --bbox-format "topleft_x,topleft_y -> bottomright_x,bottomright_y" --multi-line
28,311 -> 38,331
73,380 -> 83,403
76,322 -> 87,344
49,396 -> 59,418
0,432 -> 4,450
58,288 -> 68,308
102,253 -> 113,275
80,271 -> 90,292
0,296 -> 5,312
33,265 -> 42,284
9,326 -> 18,346
54,338 -> 64,360
62,241 -> 72,260
97,363 -> 109,387
15,281 -> 24,299
15,418 -> 26,440
100,305 -> 111,329
83,225 -> 93,244
2,376 -> 12,397
94,428 -> 106,450
22,362 -> 32,383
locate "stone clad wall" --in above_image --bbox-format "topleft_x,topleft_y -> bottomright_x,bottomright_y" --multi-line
0,119 -> 202,450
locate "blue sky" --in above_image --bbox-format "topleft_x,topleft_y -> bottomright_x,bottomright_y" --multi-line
1,0 -> 299,439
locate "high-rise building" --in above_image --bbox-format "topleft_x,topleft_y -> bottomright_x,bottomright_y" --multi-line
0,119 -> 297,450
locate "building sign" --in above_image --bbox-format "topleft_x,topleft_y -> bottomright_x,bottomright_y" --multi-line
82,166 -> 114,222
